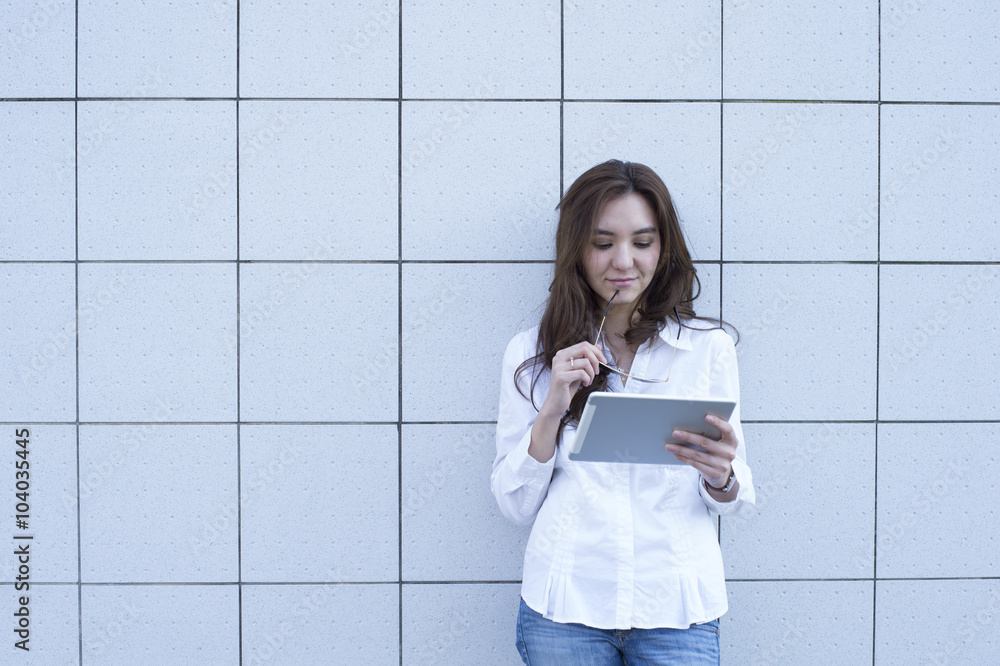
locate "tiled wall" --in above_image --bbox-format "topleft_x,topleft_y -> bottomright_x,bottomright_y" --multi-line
2,1 -> 998,664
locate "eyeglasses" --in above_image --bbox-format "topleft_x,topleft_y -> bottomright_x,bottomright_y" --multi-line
594,290 -> 681,384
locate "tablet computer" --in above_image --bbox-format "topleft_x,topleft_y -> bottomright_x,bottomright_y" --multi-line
567,392 -> 736,465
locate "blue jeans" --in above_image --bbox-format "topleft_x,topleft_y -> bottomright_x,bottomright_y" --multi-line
516,596 -> 720,665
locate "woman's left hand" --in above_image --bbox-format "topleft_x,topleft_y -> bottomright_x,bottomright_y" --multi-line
665,414 -> 737,489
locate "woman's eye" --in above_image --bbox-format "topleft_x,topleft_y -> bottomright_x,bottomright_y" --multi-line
636,242 -> 652,248
594,243 -> 612,249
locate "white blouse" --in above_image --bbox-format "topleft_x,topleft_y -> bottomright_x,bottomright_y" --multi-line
491,317 -> 755,630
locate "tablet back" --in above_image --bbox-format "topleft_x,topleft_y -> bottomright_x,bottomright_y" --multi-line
567,392 -> 736,465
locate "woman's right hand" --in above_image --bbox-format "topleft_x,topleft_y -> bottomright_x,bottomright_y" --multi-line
540,342 -> 608,419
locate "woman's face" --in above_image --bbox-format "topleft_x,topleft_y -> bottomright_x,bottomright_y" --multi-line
583,193 -> 662,312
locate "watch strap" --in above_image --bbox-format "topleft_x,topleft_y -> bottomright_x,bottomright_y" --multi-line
707,469 -> 736,493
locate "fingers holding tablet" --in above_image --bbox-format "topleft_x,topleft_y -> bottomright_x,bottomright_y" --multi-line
666,414 -> 738,484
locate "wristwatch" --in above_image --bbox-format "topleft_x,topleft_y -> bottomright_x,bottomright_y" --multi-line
706,469 -> 736,493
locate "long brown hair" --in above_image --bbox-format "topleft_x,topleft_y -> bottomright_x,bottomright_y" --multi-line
515,159 -> 737,440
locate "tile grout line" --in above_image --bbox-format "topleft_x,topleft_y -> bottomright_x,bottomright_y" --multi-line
13,259 -> 1000,265
7,575 -> 1000,586
74,0 -> 82,663
236,1 -> 242,664
873,3 -> 882,662
559,0 -> 563,203
718,0 -> 725,549
8,7 -> 994,661
7,418 -> 1000,426
4,96 -> 1000,106
397,1 -> 404,662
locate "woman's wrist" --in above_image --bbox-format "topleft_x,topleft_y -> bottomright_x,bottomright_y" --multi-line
705,468 -> 733,490
528,407 -> 561,463
704,468 -> 737,495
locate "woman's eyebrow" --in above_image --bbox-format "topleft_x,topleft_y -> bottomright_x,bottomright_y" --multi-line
595,226 -> 657,236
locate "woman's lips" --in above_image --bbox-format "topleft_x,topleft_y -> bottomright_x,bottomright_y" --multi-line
608,278 -> 635,286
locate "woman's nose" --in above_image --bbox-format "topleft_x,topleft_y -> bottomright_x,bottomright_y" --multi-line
611,246 -> 634,269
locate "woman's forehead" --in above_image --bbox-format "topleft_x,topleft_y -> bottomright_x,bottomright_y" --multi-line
595,193 -> 656,225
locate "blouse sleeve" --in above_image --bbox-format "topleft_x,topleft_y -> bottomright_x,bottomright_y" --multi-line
490,332 -> 557,526
697,333 -> 757,517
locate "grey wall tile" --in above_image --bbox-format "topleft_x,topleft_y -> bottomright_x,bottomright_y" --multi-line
881,105 -> 1000,261
723,103 -> 878,261
403,424 -> 529,581
240,0 -> 397,98
78,264 -> 237,422
81,585 -> 238,664
723,0 -> 878,100
564,103 -> 722,261
565,1 -> 721,99
695,262 -> 721,321
239,101 -> 398,261
402,262 -> 551,421
1,263 -> 76,421
402,583 -> 522,666
242,583 -> 398,665
723,581 -> 874,666
403,0 -> 559,99
2,583 -> 78,662
1,425 -> 77,583
876,579 -> 1000,665
240,263 -> 397,422
1,101 -> 75,260
77,101 -> 236,260
6,0 -> 999,658
882,2 -> 1000,102
401,101 -> 560,260
241,425 -> 398,582
723,264 -> 878,420
79,425 -> 237,582
78,0 -> 235,97
878,264 -> 1000,420
877,423 -> 996,578
0,0 -> 75,97
722,423 -> 876,579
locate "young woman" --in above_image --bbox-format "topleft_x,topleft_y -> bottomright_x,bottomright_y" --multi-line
491,160 -> 755,665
